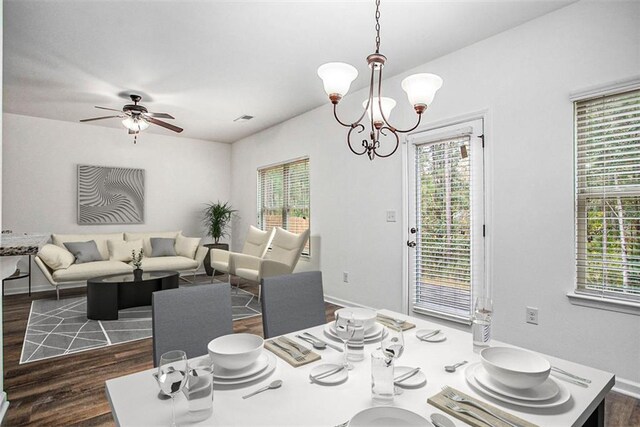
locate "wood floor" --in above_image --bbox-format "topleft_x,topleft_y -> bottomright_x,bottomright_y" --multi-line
2,280 -> 639,426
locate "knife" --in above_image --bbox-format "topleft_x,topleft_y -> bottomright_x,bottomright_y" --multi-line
310,365 -> 346,382
417,329 -> 441,341
394,367 -> 421,384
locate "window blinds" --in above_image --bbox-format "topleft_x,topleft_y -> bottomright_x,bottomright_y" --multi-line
258,158 -> 310,253
575,89 -> 640,301
414,136 -> 473,321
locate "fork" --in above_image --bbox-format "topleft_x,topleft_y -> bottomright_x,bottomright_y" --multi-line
442,387 -> 522,427
271,340 -> 305,362
444,402 -> 497,427
281,336 -> 311,355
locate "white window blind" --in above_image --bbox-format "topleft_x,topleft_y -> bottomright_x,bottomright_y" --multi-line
257,158 -> 310,254
575,89 -> 640,302
414,135 -> 476,321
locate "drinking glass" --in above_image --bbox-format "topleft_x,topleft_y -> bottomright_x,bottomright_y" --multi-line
334,311 -> 356,370
183,357 -> 214,422
158,350 -> 188,427
371,350 -> 394,405
381,326 -> 405,395
347,318 -> 365,362
472,297 -> 493,352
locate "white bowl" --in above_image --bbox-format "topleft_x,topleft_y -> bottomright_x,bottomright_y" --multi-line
207,333 -> 264,371
481,347 -> 551,390
335,307 -> 377,332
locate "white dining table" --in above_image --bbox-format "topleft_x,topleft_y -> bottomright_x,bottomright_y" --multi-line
105,309 -> 614,426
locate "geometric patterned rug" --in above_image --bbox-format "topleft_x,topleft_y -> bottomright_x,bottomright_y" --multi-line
20,283 -> 261,364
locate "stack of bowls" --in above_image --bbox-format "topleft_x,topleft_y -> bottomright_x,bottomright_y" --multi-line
207,333 -> 264,371
480,347 -> 551,390
335,307 -> 377,333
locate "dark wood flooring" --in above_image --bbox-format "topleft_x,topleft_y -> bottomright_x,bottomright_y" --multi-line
2,279 -> 638,426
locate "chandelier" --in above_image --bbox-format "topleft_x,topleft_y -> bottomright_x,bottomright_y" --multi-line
317,0 -> 443,160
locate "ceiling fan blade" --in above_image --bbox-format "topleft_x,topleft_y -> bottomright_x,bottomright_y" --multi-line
94,106 -> 123,113
146,117 -> 183,133
79,115 -> 121,122
144,112 -> 175,119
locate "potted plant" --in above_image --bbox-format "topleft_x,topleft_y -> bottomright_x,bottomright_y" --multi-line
202,201 -> 237,276
132,249 -> 144,280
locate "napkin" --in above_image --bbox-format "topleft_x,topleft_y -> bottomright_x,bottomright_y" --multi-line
427,387 -> 538,427
265,337 -> 321,367
376,314 -> 416,331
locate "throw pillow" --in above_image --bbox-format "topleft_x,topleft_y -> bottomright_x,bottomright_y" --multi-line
63,241 -> 103,264
150,237 -> 177,257
108,239 -> 143,262
175,234 -> 201,259
37,244 -> 75,270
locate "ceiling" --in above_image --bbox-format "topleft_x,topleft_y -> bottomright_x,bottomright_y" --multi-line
4,1 -> 573,144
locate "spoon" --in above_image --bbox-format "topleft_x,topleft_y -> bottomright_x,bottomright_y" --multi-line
296,334 -> 326,350
431,413 -> 455,427
242,380 -> 283,399
444,360 -> 468,373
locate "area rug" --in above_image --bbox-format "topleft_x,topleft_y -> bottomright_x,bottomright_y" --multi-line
20,282 -> 261,364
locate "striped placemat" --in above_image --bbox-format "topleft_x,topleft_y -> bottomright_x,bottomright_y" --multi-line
428,387 -> 537,427
265,336 -> 320,367
376,314 -> 416,331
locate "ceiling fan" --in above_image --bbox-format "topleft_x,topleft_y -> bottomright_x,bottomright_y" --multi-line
80,94 -> 183,143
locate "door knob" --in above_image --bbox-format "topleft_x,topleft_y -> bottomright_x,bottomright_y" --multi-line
407,240 -> 416,248
410,227 -> 417,234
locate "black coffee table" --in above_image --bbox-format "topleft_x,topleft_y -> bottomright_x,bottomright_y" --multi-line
87,270 -> 179,320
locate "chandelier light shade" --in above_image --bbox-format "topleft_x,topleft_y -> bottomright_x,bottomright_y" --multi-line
318,0 -> 443,160
122,116 -> 149,132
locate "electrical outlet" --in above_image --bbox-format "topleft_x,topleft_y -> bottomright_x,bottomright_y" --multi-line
526,307 -> 538,325
386,210 -> 396,222
343,272 -> 349,283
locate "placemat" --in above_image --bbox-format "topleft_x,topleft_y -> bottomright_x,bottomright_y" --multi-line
376,314 -> 416,331
428,386 -> 537,427
265,336 -> 321,367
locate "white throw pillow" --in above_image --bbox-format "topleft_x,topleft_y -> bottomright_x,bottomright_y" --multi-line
37,244 -> 75,270
175,234 -> 201,259
108,239 -> 144,262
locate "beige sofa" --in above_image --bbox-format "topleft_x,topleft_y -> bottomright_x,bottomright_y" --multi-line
35,231 -> 208,299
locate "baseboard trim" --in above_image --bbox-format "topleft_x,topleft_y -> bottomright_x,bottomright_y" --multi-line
613,377 -> 640,399
324,294 -> 376,311
0,391 -> 9,423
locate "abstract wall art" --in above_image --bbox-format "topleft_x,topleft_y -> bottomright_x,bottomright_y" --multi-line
77,165 -> 145,224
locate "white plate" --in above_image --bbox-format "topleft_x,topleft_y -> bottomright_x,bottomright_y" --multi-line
330,322 -> 384,339
349,407 -> 430,427
309,363 -> 348,385
394,366 -> 427,389
213,352 -> 269,380
213,351 -> 276,386
415,329 -> 446,343
324,323 -> 388,344
475,364 -> 559,401
465,363 -> 571,408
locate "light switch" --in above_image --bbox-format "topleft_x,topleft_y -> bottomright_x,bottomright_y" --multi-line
386,210 -> 397,222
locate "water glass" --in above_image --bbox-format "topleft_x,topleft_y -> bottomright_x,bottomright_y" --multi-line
183,357 -> 214,422
371,350 -> 394,405
335,311 -> 356,369
346,318 -> 365,362
157,350 -> 188,427
472,297 -> 493,352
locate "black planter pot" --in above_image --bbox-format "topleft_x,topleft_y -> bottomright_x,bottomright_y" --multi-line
204,243 -> 229,276
133,268 -> 143,281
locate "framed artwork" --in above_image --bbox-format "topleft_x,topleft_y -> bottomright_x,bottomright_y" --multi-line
77,165 -> 145,224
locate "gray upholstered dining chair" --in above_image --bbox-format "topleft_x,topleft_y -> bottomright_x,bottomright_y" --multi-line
260,271 -> 326,339
152,283 -> 233,366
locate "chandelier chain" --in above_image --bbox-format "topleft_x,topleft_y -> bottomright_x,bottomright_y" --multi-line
374,0 -> 381,53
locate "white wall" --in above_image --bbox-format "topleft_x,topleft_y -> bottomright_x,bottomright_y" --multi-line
2,113 -> 231,292
230,1 -> 640,390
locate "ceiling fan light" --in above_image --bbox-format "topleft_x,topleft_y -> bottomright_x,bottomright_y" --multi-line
317,62 -> 358,101
401,73 -> 443,110
363,97 -> 396,124
122,117 -> 149,132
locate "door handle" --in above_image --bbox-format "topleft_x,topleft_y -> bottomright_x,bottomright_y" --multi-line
407,240 -> 416,248
410,227 -> 417,234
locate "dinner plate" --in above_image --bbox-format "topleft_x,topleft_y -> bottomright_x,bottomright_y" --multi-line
323,323 -> 388,343
309,363 -> 348,385
475,364 -> 559,401
415,329 -> 446,343
465,363 -> 571,408
330,322 -> 384,339
213,352 -> 269,380
213,351 -> 276,386
394,366 -> 427,389
349,406 -> 430,426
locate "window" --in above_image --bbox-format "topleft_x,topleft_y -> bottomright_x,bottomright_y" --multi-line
575,89 -> 640,302
409,119 -> 484,323
257,158 -> 310,254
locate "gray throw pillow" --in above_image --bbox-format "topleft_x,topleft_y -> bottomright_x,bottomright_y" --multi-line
150,237 -> 177,257
63,241 -> 102,264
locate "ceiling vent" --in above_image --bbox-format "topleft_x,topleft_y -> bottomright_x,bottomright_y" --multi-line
233,115 -> 254,122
